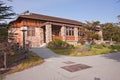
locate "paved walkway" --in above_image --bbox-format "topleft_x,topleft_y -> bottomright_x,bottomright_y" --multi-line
4,48 -> 120,80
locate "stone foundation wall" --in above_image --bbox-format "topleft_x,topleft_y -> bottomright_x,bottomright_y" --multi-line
26,27 -> 42,47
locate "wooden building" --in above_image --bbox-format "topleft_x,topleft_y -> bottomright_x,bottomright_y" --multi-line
9,12 -> 103,47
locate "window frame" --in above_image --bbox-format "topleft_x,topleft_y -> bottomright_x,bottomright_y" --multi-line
27,26 -> 35,36
66,27 -> 74,36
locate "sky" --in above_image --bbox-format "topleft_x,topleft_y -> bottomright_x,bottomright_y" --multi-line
4,0 -> 120,23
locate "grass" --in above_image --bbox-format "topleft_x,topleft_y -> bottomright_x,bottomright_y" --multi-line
50,48 -> 75,55
76,47 -> 111,56
0,75 -> 2,80
50,44 -> 120,56
3,51 -> 44,75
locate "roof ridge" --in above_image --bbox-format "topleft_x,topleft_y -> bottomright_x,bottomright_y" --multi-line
30,13 -> 81,23
11,12 -> 83,26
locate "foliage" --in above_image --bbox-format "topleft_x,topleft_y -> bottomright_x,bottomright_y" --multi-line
92,34 -> 100,40
0,1 -> 15,21
0,0 -> 15,70
0,27 -> 8,42
82,21 -> 101,41
0,43 -> 20,68
47,39 -> 74,49
0,42 -> 14,55
93,44 -> 106,49
83,21 -> 120,43
109,44 -> 120,52
0,43 -> 44,75
78,38 -> 85,45
50,44 -> 120,56
0,0 -> 15,41
3,51 -> 44,75
84,21 -> 100,31
101,23 -> 120,42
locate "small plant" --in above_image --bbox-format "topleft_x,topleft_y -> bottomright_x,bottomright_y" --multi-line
78,38 -> 85,45
92,34 -> 100,40
93,44 -> 105,49
110,44 -> 120,52
47,39 -> 74,49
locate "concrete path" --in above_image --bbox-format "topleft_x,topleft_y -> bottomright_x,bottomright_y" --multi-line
4,48 -> 120,80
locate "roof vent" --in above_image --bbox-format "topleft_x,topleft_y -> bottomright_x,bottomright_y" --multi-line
22,10 -> 30,15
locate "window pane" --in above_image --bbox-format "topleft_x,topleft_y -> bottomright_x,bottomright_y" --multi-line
66,27 -> 75,36
27,27 -> 35,36
66,27 -> 69,36
72,29 -> 74,36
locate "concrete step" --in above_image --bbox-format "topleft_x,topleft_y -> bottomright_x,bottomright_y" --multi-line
40,43 -> 47,48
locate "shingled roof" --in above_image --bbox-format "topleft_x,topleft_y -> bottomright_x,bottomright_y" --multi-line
14,13 -> 83,26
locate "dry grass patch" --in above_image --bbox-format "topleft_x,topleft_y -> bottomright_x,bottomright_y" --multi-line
4,51 -> 44,75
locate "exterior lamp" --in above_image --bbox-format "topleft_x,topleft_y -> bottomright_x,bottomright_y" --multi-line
21,25 -> 27,50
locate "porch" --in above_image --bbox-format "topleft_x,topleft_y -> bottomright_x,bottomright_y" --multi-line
40,22 -> 79,46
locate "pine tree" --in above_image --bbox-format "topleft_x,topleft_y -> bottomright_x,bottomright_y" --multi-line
0,0 -> 15,41
0,0 -> 15,22
0,0 -> 15,69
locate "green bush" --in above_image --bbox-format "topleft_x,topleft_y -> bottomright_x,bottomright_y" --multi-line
47,39 -> 74,49
110,44 -> 120,52
93,44 -> 104,49
93,43 -> 108,49
92,34 -> 100,40
101,43 -> 108,47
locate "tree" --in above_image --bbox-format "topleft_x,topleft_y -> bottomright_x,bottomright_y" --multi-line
101,23 -> 120,43
84,21 -> 100,31
0,0 -> 15,69
83,21 -> 101,42
0,0 -> 15,21
0,0 -> 15,41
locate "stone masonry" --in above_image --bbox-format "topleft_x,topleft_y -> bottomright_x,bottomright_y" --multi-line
45,24 -> 52,43
39,27 -> 44,45
74,27 -> 78,41
61,25 -> 66,41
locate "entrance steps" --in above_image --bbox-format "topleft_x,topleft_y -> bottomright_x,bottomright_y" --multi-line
40,43 -> 47,48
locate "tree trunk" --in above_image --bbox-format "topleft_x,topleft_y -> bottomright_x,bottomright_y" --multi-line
110,37 -> 113,45
3,52 -> 7,69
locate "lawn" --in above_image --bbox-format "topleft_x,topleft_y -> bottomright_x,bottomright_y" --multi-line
50,44 -> 120,56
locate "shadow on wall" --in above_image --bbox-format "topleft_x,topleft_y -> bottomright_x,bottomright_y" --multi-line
101,52 -> 120,62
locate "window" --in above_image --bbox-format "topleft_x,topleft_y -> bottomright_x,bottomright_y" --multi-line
27,27 -> 35,36
52,26 -> 60,36
66,27 -> 74,36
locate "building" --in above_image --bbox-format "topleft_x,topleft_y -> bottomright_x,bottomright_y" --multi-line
9,12 -> 103,47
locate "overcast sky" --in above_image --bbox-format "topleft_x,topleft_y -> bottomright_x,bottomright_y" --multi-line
5,0 -> 120,23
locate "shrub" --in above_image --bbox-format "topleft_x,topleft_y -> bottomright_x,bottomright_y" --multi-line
78,38 -> 85,45
94,43 -> 108,49
110,44 -> 120,51
47,39 -> 74,49
92,34 -> 100,40
101,43 -> 108,47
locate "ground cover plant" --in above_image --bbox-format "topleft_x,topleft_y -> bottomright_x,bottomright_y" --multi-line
48,40 -> 120,56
